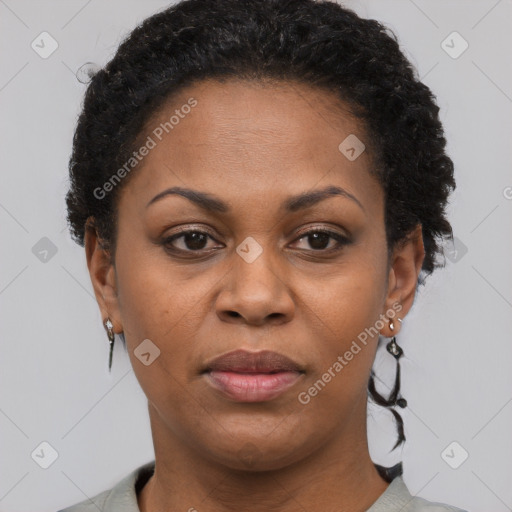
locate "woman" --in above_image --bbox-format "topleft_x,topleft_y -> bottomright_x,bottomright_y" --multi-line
59,0 -> 467,510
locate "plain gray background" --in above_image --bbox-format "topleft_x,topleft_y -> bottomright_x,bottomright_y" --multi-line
0,1 -> 511,511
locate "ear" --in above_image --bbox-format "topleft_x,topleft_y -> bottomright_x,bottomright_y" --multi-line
380,224 -> 425,337
84,217 -> 123,333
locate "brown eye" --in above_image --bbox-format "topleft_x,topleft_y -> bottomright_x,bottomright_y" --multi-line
305,232 -> 331,250
292,229 -> 350,252
163,230 -> 218,252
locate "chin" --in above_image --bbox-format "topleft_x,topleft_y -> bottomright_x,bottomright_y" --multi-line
194,424 -> 320,473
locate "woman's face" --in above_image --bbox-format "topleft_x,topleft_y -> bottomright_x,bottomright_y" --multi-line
87,79 -> 423,471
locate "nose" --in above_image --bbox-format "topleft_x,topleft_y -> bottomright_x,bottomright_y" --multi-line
215,242 -> 295,327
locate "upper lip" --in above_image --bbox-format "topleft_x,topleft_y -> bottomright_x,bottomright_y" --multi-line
203,349 -> 303,373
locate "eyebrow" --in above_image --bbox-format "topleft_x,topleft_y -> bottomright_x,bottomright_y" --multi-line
146,185 -> 364,213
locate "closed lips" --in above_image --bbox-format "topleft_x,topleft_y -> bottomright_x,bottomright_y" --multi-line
202,349 -> 305,402
202,349 -> 304,374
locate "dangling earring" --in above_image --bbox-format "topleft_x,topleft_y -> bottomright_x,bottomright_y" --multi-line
104,318 -> 115,372
368,316 -> 407,451
386,322 -> 407,408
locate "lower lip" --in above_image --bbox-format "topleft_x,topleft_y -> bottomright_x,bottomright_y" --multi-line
204,370 -> 303,402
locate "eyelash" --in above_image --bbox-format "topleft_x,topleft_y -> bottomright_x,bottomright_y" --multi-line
161,227 -> 351,256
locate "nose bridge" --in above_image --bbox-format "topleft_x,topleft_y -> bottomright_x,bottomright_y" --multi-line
235,234 -> 281,290
215,233 -> 295,325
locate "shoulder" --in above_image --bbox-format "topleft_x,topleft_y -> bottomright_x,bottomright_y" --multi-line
403,493 -> 468,512
404,493 -> 468,512
56,460 -> 155,512
367,476 -> 469,512
57,487 -> 114,512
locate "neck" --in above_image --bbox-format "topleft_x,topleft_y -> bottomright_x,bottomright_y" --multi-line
138,402 -> 390,512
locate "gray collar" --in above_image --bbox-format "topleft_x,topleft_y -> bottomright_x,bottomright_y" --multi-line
59,460 -> 465,512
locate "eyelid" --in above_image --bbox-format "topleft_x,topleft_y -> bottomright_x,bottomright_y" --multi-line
162,226 -> 222,245
166,224 -> 219,238
161,225 -> 351,256
293,224 -> 350,239
290,227 -> 351,251
164,223 -> 349,242
160,229 -> 223,258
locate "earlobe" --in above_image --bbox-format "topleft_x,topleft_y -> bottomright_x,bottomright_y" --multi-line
84,218 -> 122,332
383,224 -> 425,330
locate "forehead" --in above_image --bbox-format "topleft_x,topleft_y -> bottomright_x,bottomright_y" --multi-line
119,78 -> 381,213
147,77 -> 364,154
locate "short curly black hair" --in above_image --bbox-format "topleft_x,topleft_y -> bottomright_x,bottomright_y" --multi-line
66,0 -> 455,277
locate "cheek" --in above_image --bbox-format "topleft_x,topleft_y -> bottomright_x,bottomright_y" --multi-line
114,251 -> 208,418
298,249 -> 389,394
307,241 -> 388,337
113,240 -> 228,401
114,229 -> 209,333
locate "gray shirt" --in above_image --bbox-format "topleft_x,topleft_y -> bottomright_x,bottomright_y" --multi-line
57,461 -> 468,512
